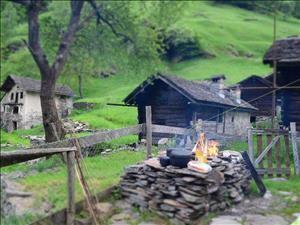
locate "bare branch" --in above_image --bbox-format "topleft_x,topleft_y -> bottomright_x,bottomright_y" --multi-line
51,0 -> 84,76
87,1 -> 134,44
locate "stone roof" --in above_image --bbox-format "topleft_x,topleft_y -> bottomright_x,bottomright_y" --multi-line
263,37 -> 300,65
0,75 -> 74,97
124,73 -> 256,111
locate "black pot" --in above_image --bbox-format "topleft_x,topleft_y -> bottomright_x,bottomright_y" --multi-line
167,148 -> 182,157
159,156 -> 170,167
170,150 -> 192,168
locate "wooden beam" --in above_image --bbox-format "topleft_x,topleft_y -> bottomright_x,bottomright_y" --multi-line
247,128 -> 254,163
239,86 -> 300,90
146,106 -> 152,159
78,124 -> 144,148
254,136 -> 280,167
0,148 -> 76,167
67,151 -> 75,225
290,122 -> 300,176
152,124 -> 187,135
107,103 -> 137,107
242,151 -> 266,196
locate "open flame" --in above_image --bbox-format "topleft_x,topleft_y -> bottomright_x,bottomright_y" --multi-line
192,132 -> 219,163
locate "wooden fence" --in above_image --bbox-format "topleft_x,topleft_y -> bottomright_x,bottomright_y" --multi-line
0,106 -> 189,225
248,122 -> 300,177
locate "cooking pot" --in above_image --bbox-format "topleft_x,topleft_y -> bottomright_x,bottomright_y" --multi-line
169,150 -> 192,168
159,156 -> 170,167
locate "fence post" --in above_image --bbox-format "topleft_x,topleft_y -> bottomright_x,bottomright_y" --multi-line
67,151 -> 75,225
146,106 -> 152,159
290,122 -> 300,176
248,128 -> 254,163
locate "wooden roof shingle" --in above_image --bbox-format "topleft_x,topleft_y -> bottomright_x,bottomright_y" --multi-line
263,37 -> 300,65
124,73 -> 256,111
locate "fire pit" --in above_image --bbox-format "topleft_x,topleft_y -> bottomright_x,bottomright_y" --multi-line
120,151 -> 251,224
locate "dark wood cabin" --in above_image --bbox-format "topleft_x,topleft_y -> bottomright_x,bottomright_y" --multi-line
263,37 -> 300,130
124,73 -> 256,142
237,75 -> 273,122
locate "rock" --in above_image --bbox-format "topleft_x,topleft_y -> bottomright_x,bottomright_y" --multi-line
120,155 -> 251,223
293,213 -> 300,218
209,215 -> 242,225
244,214 -> 289,225
278,191 -> 293,196
111,213 -> 131,221
263,191 -> 272,200
63,119 -> 93,134
73,102 -> 96,110
290,196 -> 299,202
269,177 -> 287,182
95,202 -> 113,218
75,217 -> 92,225
158,138 -> 169,145
0,175 -> 16,217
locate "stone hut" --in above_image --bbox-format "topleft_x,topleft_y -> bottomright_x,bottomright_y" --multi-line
0,75 -> 74,132
123,73 -> 256,142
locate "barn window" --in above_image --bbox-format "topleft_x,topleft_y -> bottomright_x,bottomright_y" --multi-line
231,116 -> 234,122
20,92 -> 23,99
11,93 -> 14,100
13,106 -> 19,114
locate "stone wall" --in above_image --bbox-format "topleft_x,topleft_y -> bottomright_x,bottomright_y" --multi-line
1,87 -> 73,131
120,154 -> 251,224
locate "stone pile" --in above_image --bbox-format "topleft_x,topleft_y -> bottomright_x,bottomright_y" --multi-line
63,119 -> 94,133
120,153 -> 251,224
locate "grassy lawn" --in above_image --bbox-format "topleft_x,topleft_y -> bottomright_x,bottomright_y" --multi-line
1,150 -> 146,215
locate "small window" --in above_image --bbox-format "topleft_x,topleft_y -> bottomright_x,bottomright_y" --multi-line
20,92 -> 23,99
13,106 -> 19,114
231,116 -> 234,123
2,106 -> 5,112
11,93 -> 14,100
13,121 -> 17,130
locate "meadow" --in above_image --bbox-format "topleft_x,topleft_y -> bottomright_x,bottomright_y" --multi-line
1,2 -> 300,224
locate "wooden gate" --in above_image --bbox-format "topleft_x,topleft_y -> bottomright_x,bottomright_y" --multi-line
248,122 -> 300,177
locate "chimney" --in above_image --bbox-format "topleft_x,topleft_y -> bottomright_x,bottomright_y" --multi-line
230,85 -> 241,104
209,75 -> 226,98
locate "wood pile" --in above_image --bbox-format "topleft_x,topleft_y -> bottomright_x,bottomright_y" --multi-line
120,154 -> 251,224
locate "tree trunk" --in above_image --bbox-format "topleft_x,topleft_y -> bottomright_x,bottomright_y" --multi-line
40,72 -> 65,142
78,74 -> 83,99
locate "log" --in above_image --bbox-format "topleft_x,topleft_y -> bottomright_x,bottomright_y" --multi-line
146,106 -> 152,158
152,124 -> 187,135
290,122 -> 300,176
0,148 -> 76,167
67,151 -> 75,225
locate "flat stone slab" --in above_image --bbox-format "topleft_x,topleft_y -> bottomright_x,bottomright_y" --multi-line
209,215 -> 242,225
244,214 -> 289,225
209,214 -> 289,225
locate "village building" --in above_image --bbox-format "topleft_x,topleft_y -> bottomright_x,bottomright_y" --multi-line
123,73 -> 256,142
263,36 -> 300,130
0,75 -> 74,132
237,74 -> 280,123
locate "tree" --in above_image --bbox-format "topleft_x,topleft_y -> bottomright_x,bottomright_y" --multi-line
12,0 -> 97,142
12,0 -> 184,142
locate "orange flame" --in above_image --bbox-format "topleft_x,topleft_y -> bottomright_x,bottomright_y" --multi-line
192,133 -> 219,163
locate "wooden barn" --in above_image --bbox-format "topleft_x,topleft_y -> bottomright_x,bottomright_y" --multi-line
263,36 -> 300,130
123,73 -> 256,142
237,75 -> 274,122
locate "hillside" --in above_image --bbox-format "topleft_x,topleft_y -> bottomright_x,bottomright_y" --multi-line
1,1 -> 300,144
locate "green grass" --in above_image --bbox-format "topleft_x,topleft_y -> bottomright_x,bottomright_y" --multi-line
0,151 -> 145,225
0,126 -> 44,148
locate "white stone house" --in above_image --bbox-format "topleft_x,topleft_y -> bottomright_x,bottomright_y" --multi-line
0,75 -> 74,132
